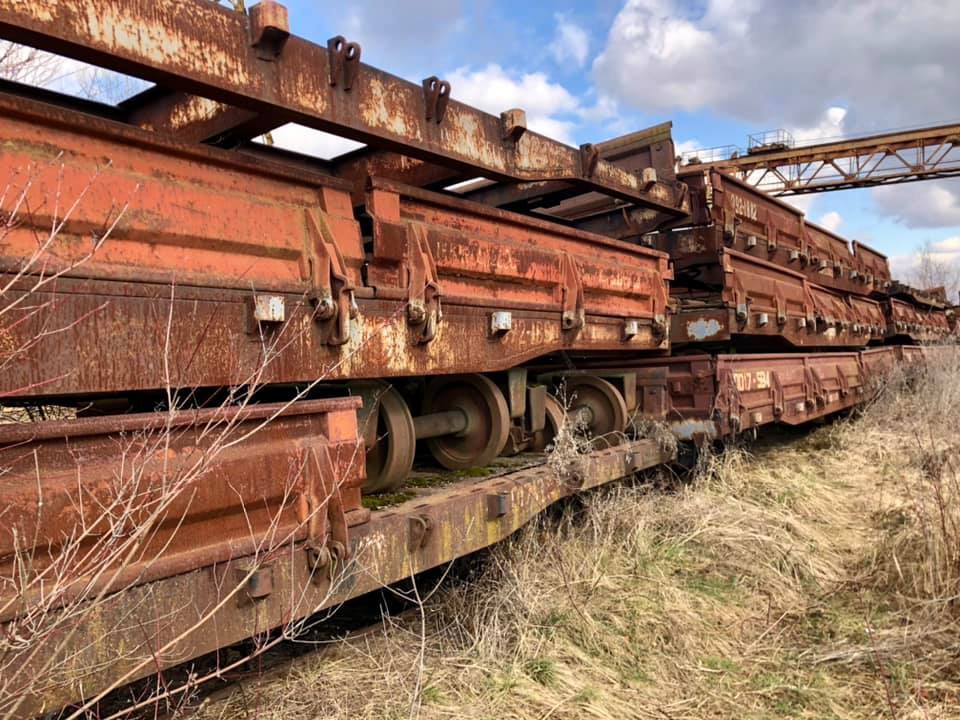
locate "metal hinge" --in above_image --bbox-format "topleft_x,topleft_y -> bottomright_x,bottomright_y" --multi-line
560,252 -> 585,331
405,224 -> 442,343
303,444 -> 351,581
305,209 -> 356,346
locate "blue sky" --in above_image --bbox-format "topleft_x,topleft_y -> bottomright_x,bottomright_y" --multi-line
11,0 -> 956,287
268,0 -> 960,287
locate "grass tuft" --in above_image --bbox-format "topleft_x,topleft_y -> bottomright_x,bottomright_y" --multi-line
196,348 -> 960,720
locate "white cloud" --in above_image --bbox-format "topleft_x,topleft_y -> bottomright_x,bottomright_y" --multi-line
818,211 -> 844,233
549,14 -> 590,68
931,236 -> 960,253
674,138 -> 701,156
789,107 -> 847,145
873,179 -> 960,229
593,0 -> 960,131
447,64 -> 581,144
889,236 -> 960,296
782,195 -> 818,215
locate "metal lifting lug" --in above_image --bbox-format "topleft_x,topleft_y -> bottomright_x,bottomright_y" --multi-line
408,514 -> 433,551
305,209 -> 356,346
327,35 -> 362,90
249,1 -> 290,59
423,76 -> 451,123
501,108 -> 527,142
579,143 -> 600,178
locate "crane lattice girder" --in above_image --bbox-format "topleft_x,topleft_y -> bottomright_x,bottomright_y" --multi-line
684,124 -> 960,195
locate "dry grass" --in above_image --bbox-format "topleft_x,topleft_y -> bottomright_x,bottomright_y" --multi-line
195,350 -> 960,720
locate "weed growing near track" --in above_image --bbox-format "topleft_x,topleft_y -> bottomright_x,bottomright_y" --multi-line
196,349 -> 960,720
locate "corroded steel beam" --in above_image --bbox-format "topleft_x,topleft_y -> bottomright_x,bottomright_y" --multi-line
0,0 -> 688,214
462,122 -> 678,212
122,86 -> 270,144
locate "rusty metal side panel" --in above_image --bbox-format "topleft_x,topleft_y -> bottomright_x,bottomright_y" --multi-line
714,352 -> 865,431
852,240 -> 892,286
0,97 -> 673,401
886,299 -> 952,343
804,222 -> 853,279
1,439 -> 671,717
0,93 -> 364,293
847,294 -> 887,337
0,276 -> 669,399
711,168 -> 806,259
675,170 -> 881,297
860,345 -> 901,378
368,179 -> 671,319
671,250 -> 872,348
0,398 -> 365,624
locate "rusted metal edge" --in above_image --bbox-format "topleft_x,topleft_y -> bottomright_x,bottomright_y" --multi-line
0,397 -> 361,443
8,439 -> 671,716
0,0 -> 687,212
368,176 -> 675,269
0,89 -> 347,190
594,121 -> 675,158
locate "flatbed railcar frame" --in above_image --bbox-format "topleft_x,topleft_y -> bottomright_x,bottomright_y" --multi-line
0,1 -> 955,717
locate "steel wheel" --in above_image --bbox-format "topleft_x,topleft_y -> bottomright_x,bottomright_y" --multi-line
351,382 -> 415,494
422,374 -> 510,470
564,376 -> 628,444
530,393 -> 566,452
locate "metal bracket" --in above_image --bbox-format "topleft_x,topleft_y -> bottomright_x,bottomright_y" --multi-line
559,252 -> 585,331
305,209 -> 356,346
249,1 -> 290,59
235,563 -> 274,606
486,492 -> 511,520
327,35 -> 361,90
408,514 -> 432,551
501,108 -> 527,142
304,444 -> 351,581
405,224 -> 442,343
579,143 -> 599,178
422,76 -> 451,123
836,364 -> 850,398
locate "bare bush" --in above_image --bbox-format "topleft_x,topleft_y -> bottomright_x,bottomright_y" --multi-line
0,159 -> 380,719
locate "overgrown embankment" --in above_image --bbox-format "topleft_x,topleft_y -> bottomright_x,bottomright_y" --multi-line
197,352 -> 960,720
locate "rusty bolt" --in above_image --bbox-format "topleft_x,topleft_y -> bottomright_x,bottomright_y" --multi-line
314,295 -> 337,320
407,300 -> 426,324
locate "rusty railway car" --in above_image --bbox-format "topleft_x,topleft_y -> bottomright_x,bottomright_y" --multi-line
0,1 -> 953,717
